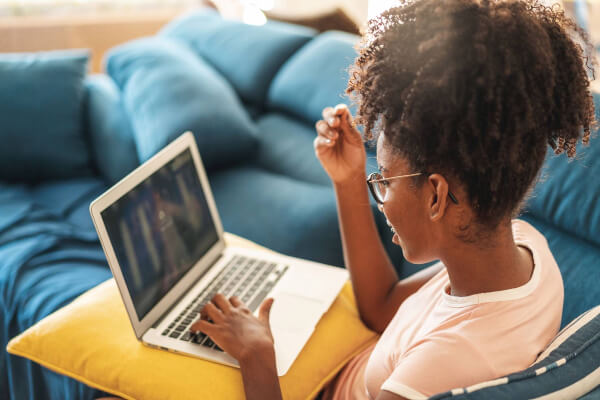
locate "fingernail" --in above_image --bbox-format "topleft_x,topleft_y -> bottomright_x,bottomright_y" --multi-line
328,117 -> 336,125
324,138 -> 332,144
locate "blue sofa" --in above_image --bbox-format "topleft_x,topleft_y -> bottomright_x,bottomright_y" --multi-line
1,8 -> 599,400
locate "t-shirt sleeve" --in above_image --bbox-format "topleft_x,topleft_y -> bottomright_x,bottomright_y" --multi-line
380,335 -> 494,399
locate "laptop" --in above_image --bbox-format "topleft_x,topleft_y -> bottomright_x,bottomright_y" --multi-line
89,131 -> 348,376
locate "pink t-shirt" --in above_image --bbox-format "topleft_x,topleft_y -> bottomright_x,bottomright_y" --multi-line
323,219 -> 563,400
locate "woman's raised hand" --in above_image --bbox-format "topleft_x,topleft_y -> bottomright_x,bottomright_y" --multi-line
314,104 -> 366,184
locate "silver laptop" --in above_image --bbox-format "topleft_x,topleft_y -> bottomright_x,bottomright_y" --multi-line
89,131 -> 348,376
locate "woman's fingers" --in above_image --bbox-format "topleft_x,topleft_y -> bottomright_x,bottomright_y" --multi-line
322,107 -> 341,128
323,104 -> 362,145
314,135 -> 335,152
258,298 -> 274,326
190,319 -> 215,335
334,104 -> 363,145
202,301 -> 224,323
315,120 -> 338,140
211,293 -> 232,314
229,295 -> 243,307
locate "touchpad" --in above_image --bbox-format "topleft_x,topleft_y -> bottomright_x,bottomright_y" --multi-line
268,292 -> 326,332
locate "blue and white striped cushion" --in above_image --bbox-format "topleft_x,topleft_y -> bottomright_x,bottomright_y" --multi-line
429,305 -> 600,399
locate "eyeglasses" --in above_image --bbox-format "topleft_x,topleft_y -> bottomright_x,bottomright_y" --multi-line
366,172 -> 459,205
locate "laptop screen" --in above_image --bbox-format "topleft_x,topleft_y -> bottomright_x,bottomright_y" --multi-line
101,148 -> 219,320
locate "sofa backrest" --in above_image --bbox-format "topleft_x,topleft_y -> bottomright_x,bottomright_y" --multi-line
160,9 -> 316,107
267,30 -> 360,125
521,92 -> 600,326
524,93 -> 600,248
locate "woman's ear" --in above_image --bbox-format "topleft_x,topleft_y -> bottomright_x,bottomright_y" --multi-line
427,174 -> 450,222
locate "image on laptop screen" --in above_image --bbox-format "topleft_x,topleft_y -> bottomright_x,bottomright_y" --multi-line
101,149 -> 219,320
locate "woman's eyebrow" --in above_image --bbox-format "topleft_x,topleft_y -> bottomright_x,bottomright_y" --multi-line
378,165 -> 387,173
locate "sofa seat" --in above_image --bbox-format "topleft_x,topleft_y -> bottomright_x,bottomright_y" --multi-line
0,178 -> 114,399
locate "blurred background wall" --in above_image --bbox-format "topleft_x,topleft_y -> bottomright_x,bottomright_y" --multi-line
0,0 -> 597,75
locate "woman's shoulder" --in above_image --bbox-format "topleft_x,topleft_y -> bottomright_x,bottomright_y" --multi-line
512,219 -> 547,243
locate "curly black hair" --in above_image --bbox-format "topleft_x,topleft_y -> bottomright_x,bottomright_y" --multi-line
348,0 -> 597,229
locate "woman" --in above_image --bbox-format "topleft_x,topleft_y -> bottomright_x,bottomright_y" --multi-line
189,0 -> 596,399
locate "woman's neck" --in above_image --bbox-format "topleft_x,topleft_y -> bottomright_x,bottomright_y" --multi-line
440,223 -> 534,297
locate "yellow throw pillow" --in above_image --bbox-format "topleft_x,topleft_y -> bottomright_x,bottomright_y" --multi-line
7,233 -> 378,400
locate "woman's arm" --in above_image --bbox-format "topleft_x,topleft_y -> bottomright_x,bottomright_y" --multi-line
190,295 -> 282,400
316,105 -> 442,333
238,344 -> 282,400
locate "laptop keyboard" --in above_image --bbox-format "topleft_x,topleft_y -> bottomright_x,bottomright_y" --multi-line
160,255 -> 289,352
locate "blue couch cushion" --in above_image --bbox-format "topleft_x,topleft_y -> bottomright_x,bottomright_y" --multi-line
0,50 -> 92,182
267,31 -> 359,124
524,91 -> 600,247
85,74 -> 139,184
430,305 -> 600,400
160,8 -> 316,106
105,37 -> 258,170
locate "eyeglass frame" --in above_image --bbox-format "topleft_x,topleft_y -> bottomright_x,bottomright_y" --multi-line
366,172 -> 459,205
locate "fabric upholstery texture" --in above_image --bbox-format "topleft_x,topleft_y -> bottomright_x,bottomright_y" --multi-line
85,74 -> 139,184
524,93 -> 600,248
520,215 -> 600,328
0,178 -> 113,400
6,234 -> 378,400
210,167 -> 343,266
160,9 -> 316,106
105,37 -> 258,170
253,113 -> 331,186
0,50 -> 92,182
267,31 -> 359,124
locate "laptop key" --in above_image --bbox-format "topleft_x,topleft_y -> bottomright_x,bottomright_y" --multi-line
175,325 -> 186,332
162,329 -> 170,336
170,331 -> 181,339
180,332 -> 192,342
193,332 -> 207,344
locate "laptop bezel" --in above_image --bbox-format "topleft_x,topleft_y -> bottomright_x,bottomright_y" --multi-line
89,131 -> 227,339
